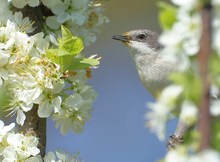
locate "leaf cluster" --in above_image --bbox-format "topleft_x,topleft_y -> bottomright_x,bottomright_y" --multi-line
46,26 -> 100,71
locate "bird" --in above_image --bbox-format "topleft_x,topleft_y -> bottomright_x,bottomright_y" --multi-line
112,29 -> 184,149
112,29 -> 177,98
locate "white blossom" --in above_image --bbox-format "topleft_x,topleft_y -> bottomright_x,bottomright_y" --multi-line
210,99 -> 220,116
145,102 -> 171,141
212,0 -> 220,5
7,96 -> 33,125
0,68 -> 8,86
0,50 -> 10,67
53,93 -> 93,135
171,0 -> 198,10
0,121 -> 14,143
158,85 -> 183,108
159,7 -> 201,70
43,0 -> 109,46
0,0 -> 100,135
146,85 -> 183,140
44,151 -> 81,162
37,95 -> 62,118
10,0 -> 40,9
6,133 -> 40,159
46,16 -> 61,30
189,150 -> 220,162
165,149 -> 220,162
44,151 -> 56,162
0,0 -> 12,21
2,147 -> 19,162
180,100 -> 198,126
165,148 -> 188,162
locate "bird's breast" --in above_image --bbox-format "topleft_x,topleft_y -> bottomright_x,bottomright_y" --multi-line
134,56 -> 176,97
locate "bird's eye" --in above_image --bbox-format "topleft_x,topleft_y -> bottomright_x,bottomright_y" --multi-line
137,33 -> 148,40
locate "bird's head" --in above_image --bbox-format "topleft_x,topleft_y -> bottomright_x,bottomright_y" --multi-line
112,29 -> 162,56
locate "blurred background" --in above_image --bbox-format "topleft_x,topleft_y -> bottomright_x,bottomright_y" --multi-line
47,0 -> 175,161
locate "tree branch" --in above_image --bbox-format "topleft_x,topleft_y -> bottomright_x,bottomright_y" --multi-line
20,104 -> 46,157
197,2 -> 212,151
166,119 -> 187,150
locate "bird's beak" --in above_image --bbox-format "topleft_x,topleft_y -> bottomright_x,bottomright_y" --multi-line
112,34 -> 131,43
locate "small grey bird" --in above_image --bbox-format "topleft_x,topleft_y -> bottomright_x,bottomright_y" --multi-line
113,29 -> 185,149
112,29 -> 176,97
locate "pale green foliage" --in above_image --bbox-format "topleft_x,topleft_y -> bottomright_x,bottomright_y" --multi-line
47,26 -> 100,71
158,2 -> 177,29
146,0 -> 220,161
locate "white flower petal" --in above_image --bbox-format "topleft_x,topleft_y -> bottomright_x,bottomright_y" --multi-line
46,16 -> 61,30
44,152 -> 56,161
27,147 -> 40,156
180,101 -> 198,125
165,149 -> 188,162
0,68 -> 8,80
57,12 -> 70,23
210,100 -> 220,116
7,133 -> 23,147
28,0 -> 40,7
11,0 -> 27,8
16,109 -> 26,125
0,51 -> 10,67
53,96 -> 62,113
2,147 -> 17,161
51,2 -> 68,15
38,100 -> 53,117
2,123 -> 15,134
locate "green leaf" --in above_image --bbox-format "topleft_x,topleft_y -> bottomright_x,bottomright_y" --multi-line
60,37 -> 84,55
79,58 -> 100,67
64,58 -> 100,70
59,26 -> 84,55
169,71 -> 202,103
209,52 -> 220,87
46,26 -> 99,71
46,49 -> 71,65
46,49 -> 60,64
158,1 -> 177,29
47,50 -> 99,71
61,26 -> 73,40
211,118 -> 220,152
47,49 -> 70,57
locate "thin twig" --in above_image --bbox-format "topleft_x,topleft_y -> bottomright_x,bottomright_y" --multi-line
166,119 -> 187,150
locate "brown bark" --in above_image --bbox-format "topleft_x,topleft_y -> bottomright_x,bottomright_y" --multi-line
197,3 -> 212,150
20,104 -> 46,157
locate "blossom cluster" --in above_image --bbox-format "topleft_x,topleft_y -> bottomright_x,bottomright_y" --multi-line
0,19 -> 98,135
0,0 -> 109,46
0,120 -> 83,161
41,0 -> 109,46
44,151 -> 82,162
146,0 -> 220,141
0,120 -> 40,161
0,0 -> 107,160
165,147 -> 220,162
0,0 -> 107,136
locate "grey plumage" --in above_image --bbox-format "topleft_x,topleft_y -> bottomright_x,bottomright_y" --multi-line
113,29 -> 176,97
